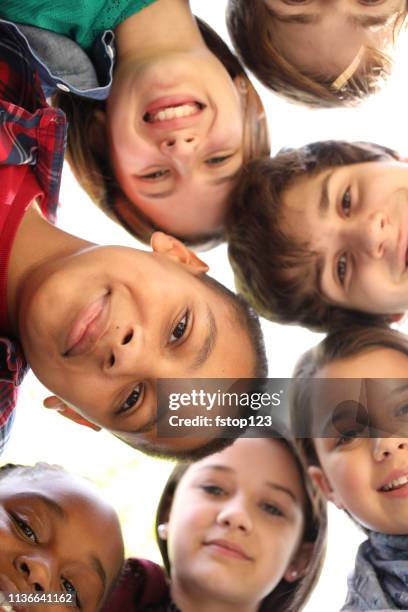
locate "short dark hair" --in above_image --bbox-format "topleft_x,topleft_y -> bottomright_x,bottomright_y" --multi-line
227,140 -> 400,332
291,324 -> 408,467
155,429 -> 327,612
227,0 -> 407,108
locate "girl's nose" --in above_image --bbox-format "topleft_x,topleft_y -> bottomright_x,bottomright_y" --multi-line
216,498 -> 253,533
372,438 -> 408,461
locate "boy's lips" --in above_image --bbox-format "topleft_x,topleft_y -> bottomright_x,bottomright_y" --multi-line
203,538 -> 252,561
63,294 -> 110,358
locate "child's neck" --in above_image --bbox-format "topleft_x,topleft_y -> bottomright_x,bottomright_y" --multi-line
114,0 -> 204,59
7,201 -> 93,334
170,582 -> 258,612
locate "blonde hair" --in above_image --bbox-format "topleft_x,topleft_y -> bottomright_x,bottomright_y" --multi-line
55,18 -> 270,249
227,0 -> 407,108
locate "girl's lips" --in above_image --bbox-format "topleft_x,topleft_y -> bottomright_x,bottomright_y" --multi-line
144,95 -> 205,116
378,468 -> 408,497
204,539 -> 252,561
64,294 -> 110,358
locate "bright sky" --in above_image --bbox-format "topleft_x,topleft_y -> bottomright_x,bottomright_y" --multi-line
3,3 -> 408,610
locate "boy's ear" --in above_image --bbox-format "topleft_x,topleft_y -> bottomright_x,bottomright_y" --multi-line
308,465 -> 343,509
284,541 -> 314,582
43,396 -> 101,432
150,232 -> 209,274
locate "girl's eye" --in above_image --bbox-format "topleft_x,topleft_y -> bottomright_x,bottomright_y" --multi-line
170,312 -> 189,344
201,484 -> 225,496
62,578 -> 81,609
336,253 -> 348,285
335,430 -> 360,448
13,515 -> 37,543
341,188 -> 352,216
206,155 -> 231,165
261,502 -> 284,517
140,169 -> 169,180
119,383 -> 144,413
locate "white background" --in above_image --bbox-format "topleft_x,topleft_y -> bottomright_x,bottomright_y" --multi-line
4,2 -> 408,610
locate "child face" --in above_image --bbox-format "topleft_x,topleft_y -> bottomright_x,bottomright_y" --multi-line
163,438 -> 307,607
17,236 -> 255,452
282,160 -> 408,315
106,51 -> 244,236
265,0 -> 404,80
310,347 -> 408,534
0,468 -> 123,611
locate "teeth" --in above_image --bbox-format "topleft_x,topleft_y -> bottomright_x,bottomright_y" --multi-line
382,474 -> 408,491
146,103 -> 200,122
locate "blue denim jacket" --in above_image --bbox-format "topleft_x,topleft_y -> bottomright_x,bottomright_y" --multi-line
0,19 -> 115,99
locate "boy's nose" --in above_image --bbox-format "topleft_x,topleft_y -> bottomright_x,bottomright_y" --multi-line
105,325 -> 141,373
17,554 -> 53,592
344,211 -> 388,258
372,438 -> 408,461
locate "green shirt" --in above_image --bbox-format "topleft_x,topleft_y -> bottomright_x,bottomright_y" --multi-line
0,0 -> 158,50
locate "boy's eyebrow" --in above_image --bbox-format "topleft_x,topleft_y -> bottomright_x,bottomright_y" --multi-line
189,305 -> 217,371
318,171 -> 334,218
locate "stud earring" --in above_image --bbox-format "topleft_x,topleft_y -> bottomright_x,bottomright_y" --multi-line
157,523 -> 168,540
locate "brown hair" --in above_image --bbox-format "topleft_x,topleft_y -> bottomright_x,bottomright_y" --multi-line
54,18 -> 270,250
155,427 -> 327,612
291,324 -> 408,467
227,140 -> 399,332
226,0 -> 407,108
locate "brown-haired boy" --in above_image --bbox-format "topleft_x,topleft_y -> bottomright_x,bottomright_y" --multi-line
228,140 -> 407,331
0,23 -> 267,460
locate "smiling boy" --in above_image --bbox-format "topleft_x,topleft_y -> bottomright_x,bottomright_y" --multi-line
228,140 -> 407,331
0,23 -> 267,458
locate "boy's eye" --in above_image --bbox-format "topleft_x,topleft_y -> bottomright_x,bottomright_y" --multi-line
261,502 -> 284,517
118,383 -> 144,414
336,253 -> 348,285
62,578 -> 81,609
13,515 -> 37,543
201,484 -> 225,496
170,311 -> 189,344
341,188 -> 352,216
206,155 -> 231,165
139,169 -> 170,180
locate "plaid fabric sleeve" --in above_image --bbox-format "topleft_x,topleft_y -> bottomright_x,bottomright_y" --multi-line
0,23 -> 66,222
0,337 -> 28,455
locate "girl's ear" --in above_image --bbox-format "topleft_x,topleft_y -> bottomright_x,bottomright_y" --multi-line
284,541 -> 314,582
308,465 -> 343,509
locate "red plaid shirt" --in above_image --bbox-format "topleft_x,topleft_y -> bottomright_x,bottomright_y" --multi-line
0,23 -> 66,454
